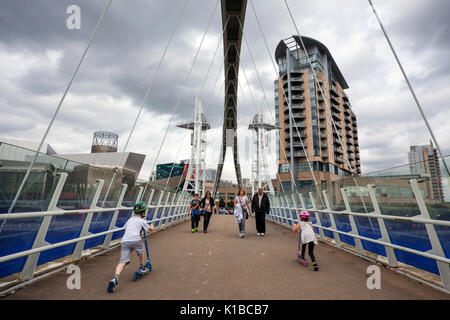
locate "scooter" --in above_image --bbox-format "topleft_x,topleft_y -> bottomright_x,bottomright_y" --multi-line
133,227 -> 152,281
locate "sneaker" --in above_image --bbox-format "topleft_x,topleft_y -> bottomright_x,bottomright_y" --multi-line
192,228 -> 195,233
139,266 -> 146,273
257,233 -> 261,236
313,262 -> 319,271
107,276 -> 118,293
195,227 -> 198,232
261,233 -> 264,237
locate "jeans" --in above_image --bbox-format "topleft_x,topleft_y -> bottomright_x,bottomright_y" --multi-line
203,211 -> 212,231
191,213 -> 200,230
238,219 -> 245,234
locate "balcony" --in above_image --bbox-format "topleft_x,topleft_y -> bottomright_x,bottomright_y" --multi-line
292,112 -> 306,119
346,140 -> 353,146
285,142 -> 307,149
285,132 -> 307,141
331,103 -> 340,113
347,148 -> 354,154
345,124 -> 351,130
332,112 -> 341,121
335,156 -> 345,164
344,109 -> 351,116
343,95 -> 349,102
287,150 -> 307,158
330,95 -> 339,105
319,115 -> 326,121
291,95 -> 305,101
334,122 -> 342,130
319,124 -> 327,130
330,86 -> 340,97
321,144 -> 328,149
334,147 -> 344,155
320,133 -> 327,139
344,116 -> 351,123
283,103 -> 305,111
322,153 -> 328,158
318,105 -> 325,111
333,138 -> 342,146
318,96 -> 324,103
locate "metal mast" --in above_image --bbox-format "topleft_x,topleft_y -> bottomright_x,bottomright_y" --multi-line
249,103 -> 276,195
178,97 -> 210,197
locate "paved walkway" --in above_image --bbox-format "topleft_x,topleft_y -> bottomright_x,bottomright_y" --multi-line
5,215 -> 449,299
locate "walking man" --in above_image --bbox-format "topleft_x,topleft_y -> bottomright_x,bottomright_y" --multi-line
251,188 -> 270,236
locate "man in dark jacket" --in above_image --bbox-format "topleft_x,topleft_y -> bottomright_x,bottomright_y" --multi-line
251,188 -> 270,236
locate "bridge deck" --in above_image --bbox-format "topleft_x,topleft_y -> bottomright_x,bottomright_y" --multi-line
5,215 -> 448,300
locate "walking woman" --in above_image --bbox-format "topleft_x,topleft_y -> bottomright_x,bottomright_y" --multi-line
200,191 -> 216,233
234,189 -> 250,238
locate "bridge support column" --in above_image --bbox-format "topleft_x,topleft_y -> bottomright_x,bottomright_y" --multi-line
410,179 -> 450,290
72,179 -> 105,260
19,173 -> 67,281
367,184 -> 398,267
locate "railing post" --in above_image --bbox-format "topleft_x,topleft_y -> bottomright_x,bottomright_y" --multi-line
290,193 -> 298,225
340,187 -> 364,254
72,179 -> 104,260
367,184 -> 398,267
19,173 -> 67,281
410,179 -> 450,290
322,190 -> 341,246
298,192 -> 306,210
153,190 -> 165,227
102,183 -> 127,249
309,191 -> 325,238
135,186 -> 144,203
159,192 -> 171,228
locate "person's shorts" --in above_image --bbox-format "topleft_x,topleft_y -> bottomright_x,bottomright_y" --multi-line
120,240 -> 145,263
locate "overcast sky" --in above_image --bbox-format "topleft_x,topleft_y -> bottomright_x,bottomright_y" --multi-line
1,0 -> 449,182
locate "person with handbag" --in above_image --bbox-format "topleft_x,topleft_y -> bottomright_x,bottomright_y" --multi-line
234,189 -> 250,238
200,191 -> 215,233
251,188 -> 270,236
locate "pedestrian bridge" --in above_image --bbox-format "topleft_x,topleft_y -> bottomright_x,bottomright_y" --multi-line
0,0 -> 449,300
1,215 -> 448,300
0,173 -> 449,299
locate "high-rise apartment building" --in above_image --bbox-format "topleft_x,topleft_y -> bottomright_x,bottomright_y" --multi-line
274,36 -> 360,192
408,141 -> 444,202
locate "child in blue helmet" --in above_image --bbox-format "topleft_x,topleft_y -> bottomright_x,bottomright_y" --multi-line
108,202 -> 155,292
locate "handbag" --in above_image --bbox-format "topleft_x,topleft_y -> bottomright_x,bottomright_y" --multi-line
238,196 -> 248,220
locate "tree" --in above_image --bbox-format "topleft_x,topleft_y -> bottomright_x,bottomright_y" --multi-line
228,200 -> 234,208
219,198 -> 225,208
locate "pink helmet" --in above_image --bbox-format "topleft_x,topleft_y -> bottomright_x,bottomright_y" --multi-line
299,211 -> 310,219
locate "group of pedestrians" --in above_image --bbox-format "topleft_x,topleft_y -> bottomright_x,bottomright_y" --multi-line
189,191 -> 216,233
189,187 -> 271,238
108,188 -> 319,292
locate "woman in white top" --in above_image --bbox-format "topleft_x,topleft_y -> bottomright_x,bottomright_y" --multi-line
234,189 -> 250,238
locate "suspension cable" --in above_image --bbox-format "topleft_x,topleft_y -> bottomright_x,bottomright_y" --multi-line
8,0 -> 113,213
141,0 -> 220,199
367,0 -> 449,177
282,0 -> 370,212
101,0 -> 190,207
237,18 -> 325,206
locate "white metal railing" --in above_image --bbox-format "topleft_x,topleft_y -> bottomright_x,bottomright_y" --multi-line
0,173 -> 192,281
268,179 -> 450,291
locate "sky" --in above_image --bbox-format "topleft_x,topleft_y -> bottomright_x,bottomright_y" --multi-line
1,0 -> 449,182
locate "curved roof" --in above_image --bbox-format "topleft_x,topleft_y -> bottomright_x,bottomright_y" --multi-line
275,35 -> 349,89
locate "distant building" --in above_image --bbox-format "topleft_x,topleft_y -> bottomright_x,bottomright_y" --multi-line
408,141 -> 444,202
205,168 -> 217,182
155,161 -> 189,181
